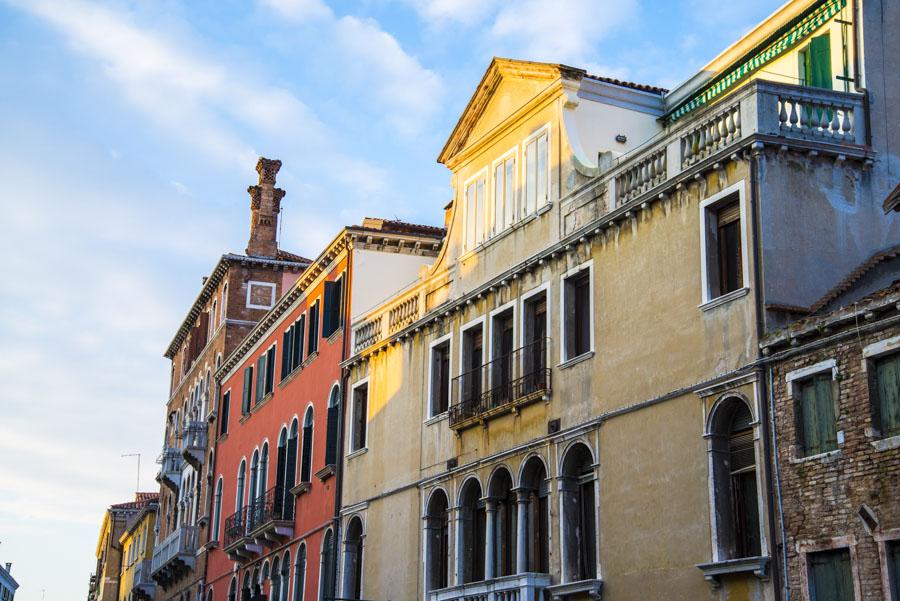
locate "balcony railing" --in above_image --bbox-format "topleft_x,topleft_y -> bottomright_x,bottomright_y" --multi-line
150,525 -> 198,584
224,506 -> 249,548
449,338 -> 550,430
249,485 -> 294,535
429,573 -> 552,601
155,447 -> 182,492
181,421 -> 207,470
128,559 -> 156,600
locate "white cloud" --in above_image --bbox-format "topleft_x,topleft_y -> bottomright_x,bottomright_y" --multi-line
405,0 -> 497,26
489,0 -> 637,66
259,1 -> 443,137
261,0 -> 333,21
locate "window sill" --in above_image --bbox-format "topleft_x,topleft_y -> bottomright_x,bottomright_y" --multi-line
303,350 -> 319,368
279,364 -> 303,388
347,447 -> 368,460
699,287 -> 750,312
315,464 -> 335,481
872,434 -> 900,452
697,555 -> 769,588
326,328 -> 343,345
239,413 -> 251,424
251,393 -> 273,413
290,481 -> 311,497
790,448 -> 841,464
458,205 -> 550,263
545,579 -> 602,599
424,412 -> 449,426
558,351 -> 594,370
206,409 -> 217,423
217,432 -> 229,443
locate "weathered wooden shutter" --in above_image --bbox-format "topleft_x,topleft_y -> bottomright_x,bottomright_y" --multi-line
220,391 -> 230,435
242,367 -> 253,413
876,353 -> 900,437
285,430 -> 297,494
265,346 -> 276,394
808,548 -> 853,601
293,317 -> 305,370
300,424 -> 313,482
799,374 -> 837,456
256,354 -> 266,403
281,327 -> 293,380
322,281 -> 336,338
809,34 -> 833,90
308,303 -> 319,354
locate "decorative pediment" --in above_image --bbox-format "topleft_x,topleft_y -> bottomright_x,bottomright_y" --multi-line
437,57 -> 584,166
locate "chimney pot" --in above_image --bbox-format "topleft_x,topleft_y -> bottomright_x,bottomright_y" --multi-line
246,157 -> 285,258
5,563 -> 10,574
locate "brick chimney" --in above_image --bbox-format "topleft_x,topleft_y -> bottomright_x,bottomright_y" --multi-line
246,157 -> 285,258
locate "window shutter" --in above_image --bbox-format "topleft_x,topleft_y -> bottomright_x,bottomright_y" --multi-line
876,353 -> 900,437
220,391 -> 230,436
265,346 -> 276,394
256,354 -> 266,403
301,425 -> 313,482
285,432 -> 297,492
242,367 -> 252,413
325,403 -> 339,466
281,328 -> 292,380
334,277 -> 344,331
809,34 -> 833,90
293,317 -> 305,370
323,281 -> 336,338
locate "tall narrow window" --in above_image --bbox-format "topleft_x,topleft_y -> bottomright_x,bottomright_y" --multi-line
294,543 -> 307,601
282,325 -> 294,380
465,175 -> 486,250
322,277 -> 344,338
703,195 -> 745,301
874,352 -> 900,438
560,443 -> 596,582
300,408 -> 314,483
292,315 -> 305,371
308,301 -> 320,356
213,477 -> 223,542
563,267 -> 591,361
343,517 -> 364,600
285,420 -> 298,503
797,373 -> 837,456
888,541 -> 900,601
280,551 -> 291,601
259,442 -> 269,497
807,548 -> 853,601
249,450 -> 260,508
488,468 -> 516,578
493,154 -> 516,234
459,479 -> 485,584
521,457 -> 549,573
276,428 -> 288,518
242,366 -> 254,414
325,385 -> 340,467
523,291 -> 548,395
491,309 -> 515,406
320,530 -> 336,601
524,129 -> 549,216
228,577 -> 237,601
425,490 -> 450,592
350,383 -> 368,452
430,340 -> 451,417
236,460 -> 246,512
220,391 -> 231,436
221,283 -> 228,324
460,325 -> 484,415
256,352 -> 267,404
265,345 -> 276,395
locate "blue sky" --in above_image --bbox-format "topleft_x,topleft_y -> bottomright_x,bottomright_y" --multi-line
0,0 -> 784,598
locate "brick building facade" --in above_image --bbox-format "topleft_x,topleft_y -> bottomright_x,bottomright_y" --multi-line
763,283 -> 900,601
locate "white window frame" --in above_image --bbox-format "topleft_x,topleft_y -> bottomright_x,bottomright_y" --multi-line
698,181 -> 750,306
488,299 -> 518,362
426,332 -> 453,421
349,378 -> 370,454
459,315 -> 488,378
247,281 -> 277,310
522,123 -> 552,217
462,168 -> 488,252
491,146 -> 518,237
559,259 -> 595,365
519,281 -> 551,347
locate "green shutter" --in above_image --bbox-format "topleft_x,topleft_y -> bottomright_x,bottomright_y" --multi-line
256,354 -> 266,403
889,542 -> 900,601
876,353 -> 900,437
799,374 -> 837,456
242,367 -> 252,413
808,549 -> 853,601
809,33 -> 833,89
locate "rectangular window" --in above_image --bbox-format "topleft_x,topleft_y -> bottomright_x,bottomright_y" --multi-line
292,315 -> 305,371
241,366 -> 254,414
563,268 -> 591,361
798,373 -> 838,456
220,391 -> 230,436
493,154 -> 516,235
322,277 -> 345,338
807,548 -> 854,601
523,290 -> 548,393
491,308 -> 515,403
430,339 -> 451,417
875,352 -> 900,438
281,325 -> 294,380
351,382 -> 368,452
461,324 -> 484,410
465,175 -> 486,250
524,129 -> 549,216
308,301 -> 320,356
703,194 -> 745,301
804,33 -> 833,90
265,345 -> 276,395
255,353 -> 267,403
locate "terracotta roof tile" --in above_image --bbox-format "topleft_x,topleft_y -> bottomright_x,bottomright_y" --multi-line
585,73 -> 668,95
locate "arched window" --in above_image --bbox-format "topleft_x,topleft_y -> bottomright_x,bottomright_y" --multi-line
241,573 -> 252,601
487,467 -> 516,578
206,588 -> 213,601
294,543 -> 307,601
253,565 -> 262,598
228,576 -> 238,601
560,443 -> 597,583
342,517 -> 364,599
458,478 -> 485,584
425,490 -> 450,591
212,477 -> 223,542
709,397 -> 761,560
300,408 -> 314,483
280,551 -> 291,601
211,300 -> 217,337
236,460 -> 247,511
520,457 -> 550,573
320,530 -> 336,601
276,427 -> 290,519
271,556 -> 282,601
325,385 -> 341,467
260,441 -> 269,497
250,450 -> 260,506
221,283 -> 228,324
285,420 -> 299,509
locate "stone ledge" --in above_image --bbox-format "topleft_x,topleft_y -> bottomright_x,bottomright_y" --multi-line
697,555 -> 769,588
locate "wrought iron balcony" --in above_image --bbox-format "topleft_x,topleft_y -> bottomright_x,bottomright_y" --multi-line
248,485 -> 294,545
150,525 -> 198,587
155,447 -> 183,493
429,573 -> 552,601
449,338 -> 551,430
181,421 -> 208,470
223,506 -> 261,562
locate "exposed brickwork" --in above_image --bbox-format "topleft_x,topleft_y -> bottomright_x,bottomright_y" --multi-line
769,318 -> 900,600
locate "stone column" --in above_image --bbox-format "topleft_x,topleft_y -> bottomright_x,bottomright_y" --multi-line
514,488 -> 530,574
557,477 -> 578,583
484,498 -> 497,581
452,506 -> 464,586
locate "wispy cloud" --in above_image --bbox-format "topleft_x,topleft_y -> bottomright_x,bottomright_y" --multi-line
405,0 -> 498,26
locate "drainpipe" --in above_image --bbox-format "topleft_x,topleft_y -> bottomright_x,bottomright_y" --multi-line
748,146 -> 783,601
769,366 -> 790,601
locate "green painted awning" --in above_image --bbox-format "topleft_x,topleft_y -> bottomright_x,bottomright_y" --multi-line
668,0 -> 846,123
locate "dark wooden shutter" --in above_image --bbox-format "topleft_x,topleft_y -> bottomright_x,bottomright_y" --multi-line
322,281 -> 336,338
242,367 -> 253,413
281,327 -> 293,380
799,374 -> 837,456
325,402 -> 339,466
265,346 -> 276,394
889,542 -> 900,601
293,317 -> 305,370
220,391 -> 230,436
307,303 -> 319,354
285,430 -> 297,495
256,355 -> 266,403
300,424 -> 312,482
876,353 -> 900,437
808,548 -> 853,601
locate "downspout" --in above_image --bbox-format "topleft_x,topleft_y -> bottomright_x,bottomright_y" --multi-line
850,0 -> 873,147
748,146 -> 783,601
333,240 -> 353,598
769,366 -> 790,601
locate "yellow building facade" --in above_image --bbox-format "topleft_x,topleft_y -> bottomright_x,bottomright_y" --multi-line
119,500 -> 158,601
336,1 -> 899,601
